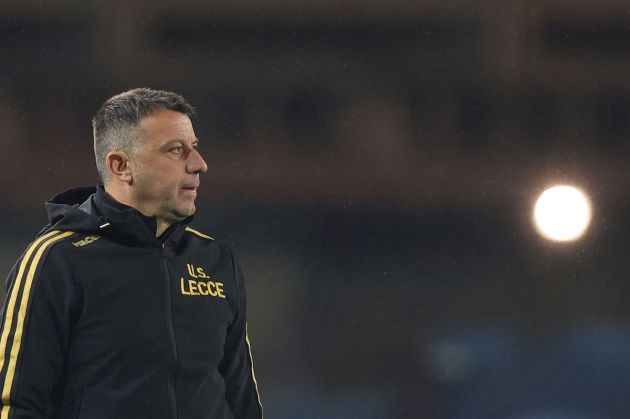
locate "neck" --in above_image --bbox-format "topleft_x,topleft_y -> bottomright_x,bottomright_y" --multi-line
156,219 -> 171,237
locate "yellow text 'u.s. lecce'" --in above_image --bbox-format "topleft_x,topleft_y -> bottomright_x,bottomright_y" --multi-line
180,264 -> 226,298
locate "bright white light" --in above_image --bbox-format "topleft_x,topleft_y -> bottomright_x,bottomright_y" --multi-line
533,185 -> 592,242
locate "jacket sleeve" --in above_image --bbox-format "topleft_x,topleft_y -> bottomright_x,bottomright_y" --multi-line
219,254 -> 263,419
0,230 -> 76,418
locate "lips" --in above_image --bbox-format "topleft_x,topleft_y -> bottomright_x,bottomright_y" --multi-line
181,186 -> 198,195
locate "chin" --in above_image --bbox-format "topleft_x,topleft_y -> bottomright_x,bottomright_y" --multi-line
163,203 -> 196,223
178,204 -> 196,218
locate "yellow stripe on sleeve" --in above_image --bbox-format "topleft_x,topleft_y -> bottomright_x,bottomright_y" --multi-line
245,323 -> 264,417
185,227 -> 214,240
0,230 -> 62,385
0,230 -> 74,416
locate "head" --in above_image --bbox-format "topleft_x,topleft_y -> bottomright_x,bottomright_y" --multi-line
92,88 -> 208,229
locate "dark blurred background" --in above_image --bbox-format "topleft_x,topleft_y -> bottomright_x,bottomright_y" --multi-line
3,1 -> 630,418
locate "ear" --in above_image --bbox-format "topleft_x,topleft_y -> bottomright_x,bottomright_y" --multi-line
105,151 -> 133,184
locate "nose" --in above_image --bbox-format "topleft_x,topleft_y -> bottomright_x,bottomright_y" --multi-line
187,148 -> 208,174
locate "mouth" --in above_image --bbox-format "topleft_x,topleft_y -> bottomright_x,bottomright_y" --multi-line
181,186 -> 198,194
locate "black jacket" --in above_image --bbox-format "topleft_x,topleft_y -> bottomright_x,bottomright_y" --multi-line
0,186 -> 263,418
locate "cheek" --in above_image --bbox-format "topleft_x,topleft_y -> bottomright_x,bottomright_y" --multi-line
160,178 -> 182,198
136,170 -> 173,197
134,161 -> 182,198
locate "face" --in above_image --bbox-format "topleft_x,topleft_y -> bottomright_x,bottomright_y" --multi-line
129,109 -> 208,224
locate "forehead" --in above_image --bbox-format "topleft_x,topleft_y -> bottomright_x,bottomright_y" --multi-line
138,109 -> 195,145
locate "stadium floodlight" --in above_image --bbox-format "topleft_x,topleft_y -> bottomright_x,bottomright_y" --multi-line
533,185 -> 592,242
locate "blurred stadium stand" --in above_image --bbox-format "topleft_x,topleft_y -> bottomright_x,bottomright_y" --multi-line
2,1 -> 630,417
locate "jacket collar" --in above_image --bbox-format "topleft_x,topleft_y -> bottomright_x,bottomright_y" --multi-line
45,185 -> 192,247
92,185 -> 193,246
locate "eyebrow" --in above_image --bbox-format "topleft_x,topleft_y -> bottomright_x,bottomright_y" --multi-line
163,138 -> 200,147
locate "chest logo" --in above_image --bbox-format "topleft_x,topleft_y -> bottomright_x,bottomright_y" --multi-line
180,264 -> 226,299
72,235 -> 100,247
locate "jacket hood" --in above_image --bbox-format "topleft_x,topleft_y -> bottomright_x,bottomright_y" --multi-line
42,185 -> 192,246
43,186 -> 105,234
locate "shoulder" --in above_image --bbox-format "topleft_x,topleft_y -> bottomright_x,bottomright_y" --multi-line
182,225 -> 238,264
184,226 -> 233,253
33,231 -> 106,263
9,230 -> 79,287
23,230 -> 79,261
184,226 -> 215,241
20,230 -> 113,272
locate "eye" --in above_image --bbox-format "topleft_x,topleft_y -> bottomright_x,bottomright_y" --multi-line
170,146 -> 184,154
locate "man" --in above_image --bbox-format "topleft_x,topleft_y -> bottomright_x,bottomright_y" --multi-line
0,88 -> 263,418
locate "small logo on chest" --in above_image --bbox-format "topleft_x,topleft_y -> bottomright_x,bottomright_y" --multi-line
180,264 -> 226,299
72,235 -> 100,247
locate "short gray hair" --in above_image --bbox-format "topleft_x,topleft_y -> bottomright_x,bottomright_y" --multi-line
92,88 -> 195,183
